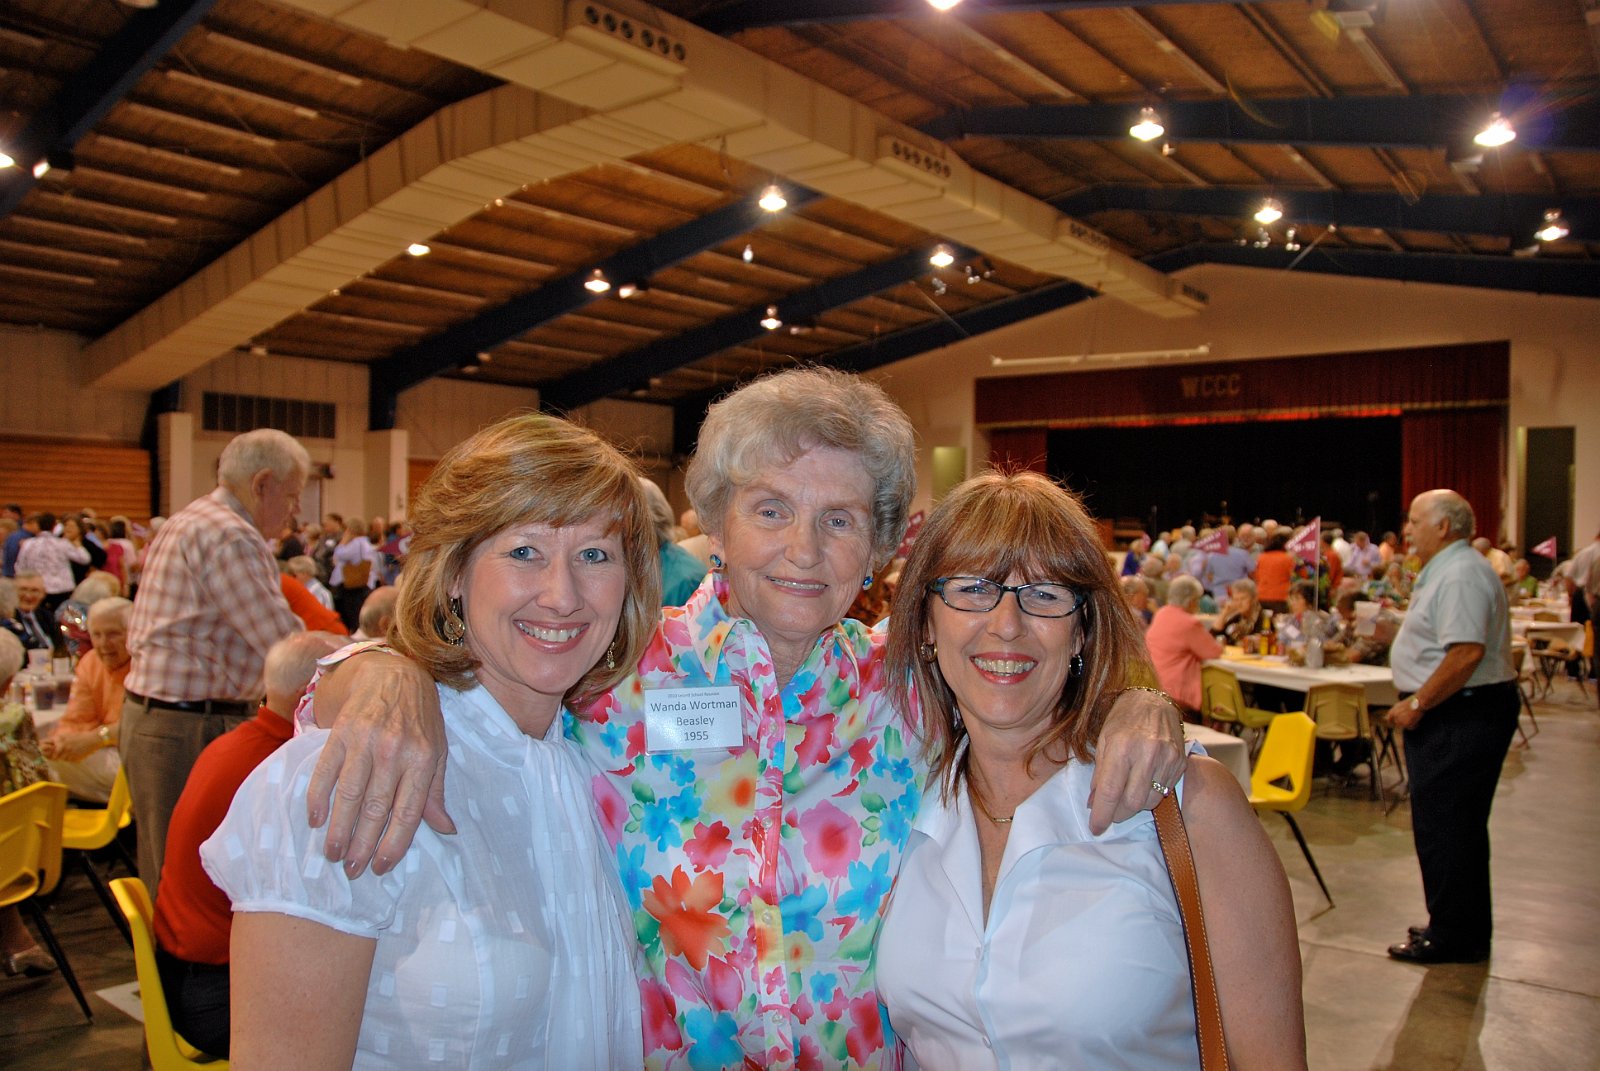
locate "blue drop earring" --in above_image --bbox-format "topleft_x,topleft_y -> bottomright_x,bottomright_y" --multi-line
862,576 -> 873,590
710,553 -> 724,569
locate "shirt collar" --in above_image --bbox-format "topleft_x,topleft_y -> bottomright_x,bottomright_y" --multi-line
678,570 -> 864,688
1413,538 -> 1470,590
447,683 -> 565,767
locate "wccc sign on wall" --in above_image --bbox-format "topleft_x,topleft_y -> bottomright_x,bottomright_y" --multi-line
1179,372 -> 1242,399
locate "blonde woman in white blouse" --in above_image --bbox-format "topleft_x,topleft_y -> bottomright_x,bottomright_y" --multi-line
877,471 -> 1305,1070
203,415 -> 656,1070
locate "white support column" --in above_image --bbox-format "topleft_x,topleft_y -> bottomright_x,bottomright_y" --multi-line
156,411 -> 195,517
364,428 -> 410,524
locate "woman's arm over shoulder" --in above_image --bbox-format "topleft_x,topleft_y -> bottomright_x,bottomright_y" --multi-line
305,650 -> 452,877
1179,755 -> 1307,1071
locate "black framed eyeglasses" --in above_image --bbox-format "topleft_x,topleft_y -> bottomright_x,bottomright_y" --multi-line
927,576 -> 1086,618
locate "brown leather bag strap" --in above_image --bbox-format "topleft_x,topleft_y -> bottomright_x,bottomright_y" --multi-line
1153,793 -> 1230,1071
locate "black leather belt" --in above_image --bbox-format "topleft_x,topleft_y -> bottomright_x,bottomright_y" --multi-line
127,691 -> 253,717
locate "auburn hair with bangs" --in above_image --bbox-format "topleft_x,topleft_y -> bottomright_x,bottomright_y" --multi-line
390,413 -> 660,708
888,469 -> 1153,801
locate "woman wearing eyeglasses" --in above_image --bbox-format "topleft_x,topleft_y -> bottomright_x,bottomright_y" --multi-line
876,471 -> 1305,1070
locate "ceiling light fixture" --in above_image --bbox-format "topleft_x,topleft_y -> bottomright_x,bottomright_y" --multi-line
1254,198 -> 1284,224
757,184 -> 787,212
1474,112 -> 1516,148
760,305 -> 783,330
1129,106 -> 1165,142
617,281 -> 639,298
929,244 -> 956,268
406,242 -> 431,257
742,243 -> 754,264
477,351 -> 493,363
584,269 -> 611,294
1535,210 -> 1569,242
927,0 -> 965,10
0,150 -> 13,169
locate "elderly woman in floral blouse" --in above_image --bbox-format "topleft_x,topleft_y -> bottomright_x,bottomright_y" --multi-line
299,367 -> 1185,1071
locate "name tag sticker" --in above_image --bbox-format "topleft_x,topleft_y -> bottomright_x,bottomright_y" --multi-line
644,686 -> 743,751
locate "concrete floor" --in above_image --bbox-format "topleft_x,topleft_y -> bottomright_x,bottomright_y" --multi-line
3,681 -> 1596,1070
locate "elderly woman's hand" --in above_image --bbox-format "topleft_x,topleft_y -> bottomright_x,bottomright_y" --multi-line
1087,689 -> 1186,834
305,651 -> 454,877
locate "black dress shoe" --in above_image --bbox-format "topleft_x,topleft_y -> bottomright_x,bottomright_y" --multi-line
1387,934 -> 1489,965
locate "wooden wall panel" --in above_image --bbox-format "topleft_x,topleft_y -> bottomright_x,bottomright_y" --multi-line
0,437 -> 151,521
407,458 -> 437,511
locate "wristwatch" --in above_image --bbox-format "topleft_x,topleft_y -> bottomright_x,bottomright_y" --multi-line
97,725 -> 113,746
1404,695 -> 1424,717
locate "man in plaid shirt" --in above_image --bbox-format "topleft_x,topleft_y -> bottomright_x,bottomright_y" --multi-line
121,429 -> 309,896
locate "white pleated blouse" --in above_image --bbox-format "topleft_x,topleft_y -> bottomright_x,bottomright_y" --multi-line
875,753 -> 1201,1071
202,683 -> 643,1070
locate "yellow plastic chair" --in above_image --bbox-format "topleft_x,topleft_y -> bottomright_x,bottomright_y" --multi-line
0,781 -> 93,1020
1305,682 -> 1398,808
1200,664 -> 1283,753
110,877 -> 229,1069
62,765 -> 136,944
1248,712 -> 1333,907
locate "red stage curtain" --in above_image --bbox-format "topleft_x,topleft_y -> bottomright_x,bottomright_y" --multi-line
988,428 -> 1047,473
1401,407 -> 1506,540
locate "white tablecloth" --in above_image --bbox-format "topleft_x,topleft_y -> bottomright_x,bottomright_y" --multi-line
1203,656 -> 1400,707
1184,723 -> 1250,792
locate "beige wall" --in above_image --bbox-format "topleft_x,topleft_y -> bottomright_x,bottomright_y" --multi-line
870,264 -> 1600,550
11,265 -> 1596,549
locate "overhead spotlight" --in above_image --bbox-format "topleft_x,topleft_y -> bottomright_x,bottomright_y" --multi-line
584,269 -> 611,294
477,350 -> 494,363
929,244 -> 956,269
30,149 -> 72,179
1535,210 -> 1569,242
249,344 -> 268,357
927,0 -> 964,9
0,150 -> 13,169
617,281 -> 640,299
1284,227 -> 1301,252
1252,227 -> 1272,249
931,277 -> 948,296
406,242 -> 431,257
1474,112 -> 1516,148
760,305 -> 783,330
742,243 -> 754,263
1253,197 -> 1284,224
757,184 -> 787,212
1160,141 -> 1176,157
1129,106 -> 1165,142
965,265 -> 982,284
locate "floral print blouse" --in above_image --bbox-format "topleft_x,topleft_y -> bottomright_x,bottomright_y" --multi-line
567,572 -> 926,1071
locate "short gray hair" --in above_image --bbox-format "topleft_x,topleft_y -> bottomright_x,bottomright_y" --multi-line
0,579 -> 15,618
262,631 -> 346,700
0,629 -> 23,686
1169,574 -> 1205,609
286,555 -> 318,578
685,367 -> 916,568
72,573 -> 121,605
1229,578 -> 1257,598
218,429 -> 311,491
88,597 -> 133,629
1421,489 -> 1475,539
637,477 -> 675,546
1120,576 -> 1148,597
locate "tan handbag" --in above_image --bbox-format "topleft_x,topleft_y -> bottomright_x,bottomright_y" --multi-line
1152,793 -> 1230,1071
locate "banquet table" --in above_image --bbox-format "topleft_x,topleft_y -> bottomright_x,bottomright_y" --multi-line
1204,651 -> 1400,707
1184,723 -> 1250,792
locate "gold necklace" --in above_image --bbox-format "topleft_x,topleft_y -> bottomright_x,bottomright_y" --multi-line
968,784 -> 1014,825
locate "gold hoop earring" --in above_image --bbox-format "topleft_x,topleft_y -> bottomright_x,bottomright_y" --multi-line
442,597 -> 466,646
918,642 -> 937,663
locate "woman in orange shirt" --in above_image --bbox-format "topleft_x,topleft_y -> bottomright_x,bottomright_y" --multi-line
1255,530 -> 1295,611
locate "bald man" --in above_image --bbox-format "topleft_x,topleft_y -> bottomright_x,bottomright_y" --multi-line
1385,489 -> 1516,965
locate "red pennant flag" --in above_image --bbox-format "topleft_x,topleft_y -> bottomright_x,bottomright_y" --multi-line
1192,529 -> 1229,554
1531,536 -> 1558,560
1286,517 -> 1321,564
894,511 -> 926,559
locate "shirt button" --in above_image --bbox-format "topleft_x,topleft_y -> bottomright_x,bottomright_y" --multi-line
982,1036 -> 992,1048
